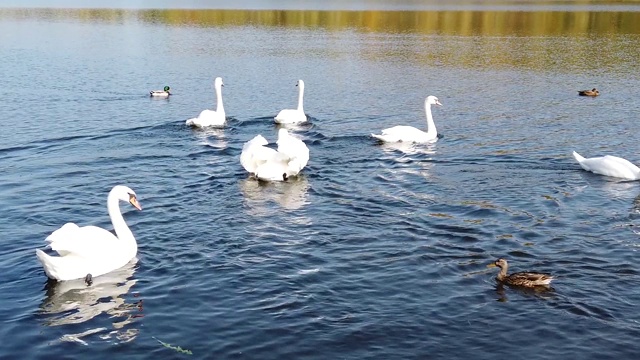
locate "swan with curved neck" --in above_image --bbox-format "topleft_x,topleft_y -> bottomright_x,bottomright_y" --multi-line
274,79 -> 307,124
240,129 -> 310,181
372,95 -> 442,143
186,77 -> 226,127
572,151 -> 640,180
35,185 -> 142,281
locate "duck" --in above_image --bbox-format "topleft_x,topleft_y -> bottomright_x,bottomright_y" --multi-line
240,129 -> 309,181
372,95 -> 442,143
186,77 -> 226,128
35,185 -> 142,281
487,258 -> 554,287
578,88 -> 599,96
150,86 -> 171,97
274,79 -> 307,124
572,151 -> 640,180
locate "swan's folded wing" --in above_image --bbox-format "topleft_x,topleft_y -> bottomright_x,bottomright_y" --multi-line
48,225 -> 119,259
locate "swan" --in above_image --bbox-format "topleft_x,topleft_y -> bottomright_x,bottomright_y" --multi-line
35,185 -> 142,281
150,86 -> 171,97
186,77 -> 225,127
274,79 -> 307,124
240,129 -> 309,181
372,95 -> 443,143
572,151 -> 640,180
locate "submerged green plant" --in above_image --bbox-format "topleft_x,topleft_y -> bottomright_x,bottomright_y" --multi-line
153,337 -> 193,355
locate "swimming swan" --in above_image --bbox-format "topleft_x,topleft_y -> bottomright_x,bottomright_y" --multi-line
150,86 -> 171,97
572,151 -> 640,180
274,80 -> 307,124
240,129 -> 309,181
186,77 -> 226,127
372,95 -> 442,143
35,185 -> 142,281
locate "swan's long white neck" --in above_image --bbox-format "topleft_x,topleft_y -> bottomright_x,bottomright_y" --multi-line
215,84 -> 225,114
424,101 -> 437,137
107,192 -> 135,246
297,84 -> 305,113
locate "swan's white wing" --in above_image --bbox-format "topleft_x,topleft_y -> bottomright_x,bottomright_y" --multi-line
47,225 -> 119,259
241,139 -> 280,174
578,155 -> 640,180
186,109 -> 225,127
275,109 -> 306,124
373,126 -> 433,143
277,133 -> 309,174
255,157 -> 291,181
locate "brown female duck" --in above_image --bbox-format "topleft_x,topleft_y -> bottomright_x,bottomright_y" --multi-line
487,258 -> 554,287
578,88 -> 599,96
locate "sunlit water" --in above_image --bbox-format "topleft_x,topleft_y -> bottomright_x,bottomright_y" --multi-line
1,3 -> 640,359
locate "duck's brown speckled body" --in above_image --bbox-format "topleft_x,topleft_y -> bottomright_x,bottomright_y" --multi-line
488,258 -> 554,287
578,88 -> 599,97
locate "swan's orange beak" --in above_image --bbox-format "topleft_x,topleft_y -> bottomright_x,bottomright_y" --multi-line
487,263 -> 497,268
129,195 -> 142,210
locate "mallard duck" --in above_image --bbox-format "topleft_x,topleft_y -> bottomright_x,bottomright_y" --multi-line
150,86 -> 171,97
487,258 -> 554,287
578,88 -> 599,96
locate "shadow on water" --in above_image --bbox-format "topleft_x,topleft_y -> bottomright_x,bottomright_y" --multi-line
38,260 -> 143,345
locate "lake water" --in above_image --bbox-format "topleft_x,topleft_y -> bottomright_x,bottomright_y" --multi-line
2,1 -> 640,359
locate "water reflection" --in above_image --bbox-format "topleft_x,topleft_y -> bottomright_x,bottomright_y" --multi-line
380,141 -> 437,156
494,283 -> 556,302
39,260 -> 142,344
239,176 -> 310,215
2,8 -> 639,36
190,127 -> 227,150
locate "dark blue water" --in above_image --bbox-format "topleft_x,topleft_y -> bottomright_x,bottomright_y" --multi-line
2,5 -> 640,359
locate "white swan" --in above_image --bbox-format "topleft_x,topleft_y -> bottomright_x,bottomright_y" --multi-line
274,79 -> 307,124
372,95 -> 442,143
186,77 -> 226,128
240,129 -> 310,181
35,185 -> 142,281
572,151 -> 640,180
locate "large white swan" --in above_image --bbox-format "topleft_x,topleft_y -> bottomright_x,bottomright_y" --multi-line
35,185 -> 142,281
240,129 -> 309,181
274,79 -> 307,124
372,95 -> 442,143
572,151 -> 640,180
186,77 -> 226,128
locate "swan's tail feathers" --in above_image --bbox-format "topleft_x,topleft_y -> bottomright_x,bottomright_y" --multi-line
36,249 -> 60,280
185,118 -> 194,126
371,134 -> 385,142
572,151 -> 585,163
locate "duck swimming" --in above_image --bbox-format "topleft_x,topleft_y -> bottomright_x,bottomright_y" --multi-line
487,258 -> 554,287
578,88 -> 599,96
150,86 -> 171,97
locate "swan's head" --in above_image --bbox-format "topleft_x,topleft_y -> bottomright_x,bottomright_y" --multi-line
297,79 -> 304,89
163,86 -> 170,92
111,185 -> 142,211
426,95 -> 442,107
214,77 -> 224,89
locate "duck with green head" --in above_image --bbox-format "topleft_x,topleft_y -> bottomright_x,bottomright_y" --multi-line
487,258 -> 554,287
150,86 -> 171,97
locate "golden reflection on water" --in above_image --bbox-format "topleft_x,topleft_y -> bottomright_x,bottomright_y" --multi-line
2,8 -> 640,35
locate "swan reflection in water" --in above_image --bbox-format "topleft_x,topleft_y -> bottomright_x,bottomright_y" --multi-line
239,176 -> 310,216
191,126 -> 227,150
379,142 -> 437,180
39,259 -> 142,345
